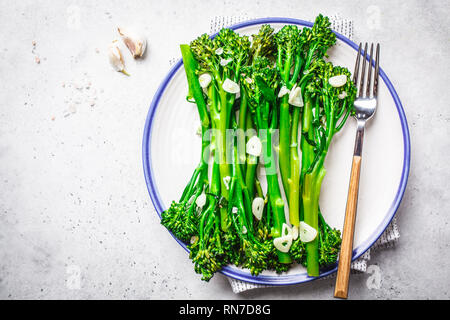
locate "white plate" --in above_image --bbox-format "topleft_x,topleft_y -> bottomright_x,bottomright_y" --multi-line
142,18 -> 410,285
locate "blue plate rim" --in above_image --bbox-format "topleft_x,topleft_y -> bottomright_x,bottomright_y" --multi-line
142,17 -> 411,285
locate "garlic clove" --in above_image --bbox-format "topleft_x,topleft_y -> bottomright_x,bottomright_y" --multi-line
338,91 -> 347,99
299,221 -> 318,243
215,47 -> 224,55
278,86 -> 290,98
118,27 -> 146,59
190,235 -> 199,244
220,58 -> 232,66
108,41 -> 129,76
328,74 -> 347,87
251,197 -> 264,220
222,78 -> 240,94
282,223 -> 293,237
195,193 -> 206,208
246,136 -> 262,157
198,73 -> 212,88
288,84 -> 303,107
223,176 -> 231,190
273,235 -> 293,253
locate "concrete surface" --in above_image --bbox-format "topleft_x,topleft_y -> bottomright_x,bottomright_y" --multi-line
0,0 -> 449,300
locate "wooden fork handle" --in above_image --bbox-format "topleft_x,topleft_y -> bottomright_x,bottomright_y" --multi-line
334,155 -> 362,299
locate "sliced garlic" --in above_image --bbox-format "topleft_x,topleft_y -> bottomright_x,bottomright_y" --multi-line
220,58 -> 232,66
282,223 -> 292,237
278,86 -> 290,98
338,91 -> 347,99
199,73 -> 212,88
242,226 -> 247,234
190,235 -> 199,244
292,225 -> 299,240
299,221 -> 318,243
187,194 -> 196,205
118,27 -> 146,59
222,78 -> 240,94
246,136 -> 262,157
252,197 -> 264,220
195,193 -> 206,208
328,74 -> 347,87
245,77 -> 253,84
273,235 -> 293,253
232,207 -> 238,214
215,47 -> 224,55
223,176 -> 231,190
288,84 -> 303,107
108,41 -> 129,76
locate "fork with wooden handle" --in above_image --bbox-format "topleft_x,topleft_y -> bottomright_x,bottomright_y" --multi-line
334,43 -> 380,299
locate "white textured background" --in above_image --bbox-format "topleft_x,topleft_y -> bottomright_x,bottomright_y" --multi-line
0,0 -> 449,299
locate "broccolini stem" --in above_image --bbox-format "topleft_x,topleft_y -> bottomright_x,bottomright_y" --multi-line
303,166 -> 326,276
198,161 -> 220,244
288,106 -> 301,227
299,94 -> 315,221
245,112 -> 258,198
179,45 -> 210,129
278,96 -> 291,196
237,90 -> 248,175
260,101 -> 291,264
300,93 -> 321,276
236,150 -> 254,234
255,178 -> 263,198
210,87 -> 231,232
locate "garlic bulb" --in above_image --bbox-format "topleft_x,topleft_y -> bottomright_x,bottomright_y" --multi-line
118,27 -> 146,59
108,41 -> 129,76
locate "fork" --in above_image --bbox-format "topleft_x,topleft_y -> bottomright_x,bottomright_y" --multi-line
334,43 -> 380,299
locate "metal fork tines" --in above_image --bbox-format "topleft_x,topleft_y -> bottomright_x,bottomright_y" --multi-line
352,42 -> 380,156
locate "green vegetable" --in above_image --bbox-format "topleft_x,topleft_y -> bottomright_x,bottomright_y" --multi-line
274,25 -> 303,198
300,45 -> 356,275
241,56 -> 292,264
160,45 -> 209,243
160,15 -> 356,281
